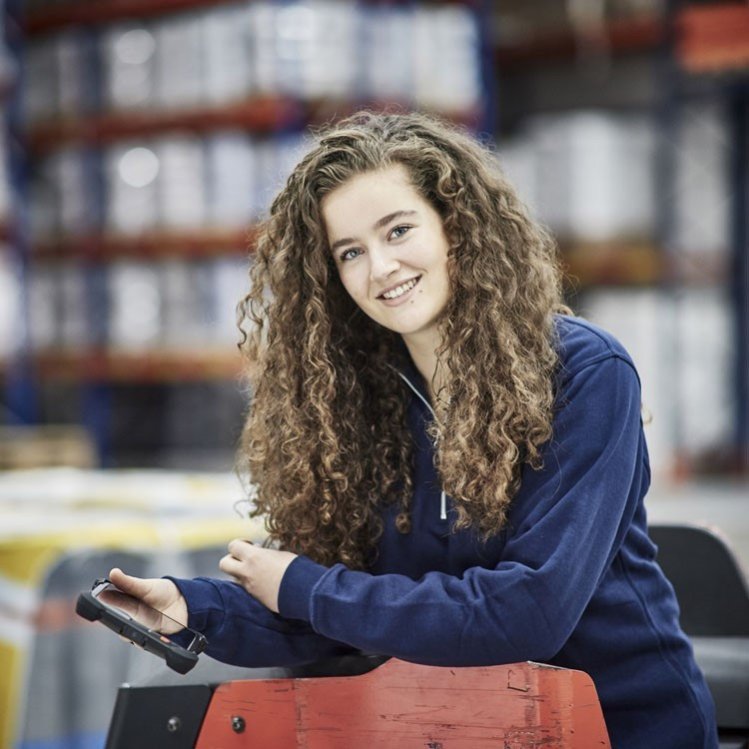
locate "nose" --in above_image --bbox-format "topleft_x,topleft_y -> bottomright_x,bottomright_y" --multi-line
368,245 -> 400,283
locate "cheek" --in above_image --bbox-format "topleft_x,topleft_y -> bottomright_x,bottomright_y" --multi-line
338,267 -> 369,302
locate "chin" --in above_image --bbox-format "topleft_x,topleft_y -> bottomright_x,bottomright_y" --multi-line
382,320 -> 436,338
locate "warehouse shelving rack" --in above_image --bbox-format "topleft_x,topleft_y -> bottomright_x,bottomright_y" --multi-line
2,0 -> 493,464
493,1 -> 748,476
5,0 -> 746,473
662,0 -> 749,474
495,9 -> 672,291
2,0 -> 37,426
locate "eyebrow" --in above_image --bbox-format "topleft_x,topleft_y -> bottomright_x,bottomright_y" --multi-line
329,210 -> 418,254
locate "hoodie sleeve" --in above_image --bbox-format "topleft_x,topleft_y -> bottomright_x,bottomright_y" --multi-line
165,575 -> 358,666
276,354 -> 649,666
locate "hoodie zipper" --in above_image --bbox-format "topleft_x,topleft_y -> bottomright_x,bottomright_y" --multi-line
395,371 -> 448,521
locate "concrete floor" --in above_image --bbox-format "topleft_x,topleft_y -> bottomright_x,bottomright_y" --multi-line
647,478 -> 749,572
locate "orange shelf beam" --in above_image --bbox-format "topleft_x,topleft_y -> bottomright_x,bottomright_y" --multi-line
677,3 -> 749,74
33,227 -> 255,260
560,240 -> 664,288
28,96 -> 482,152
496,15 -> 665,69
28,97 -> 304,151
560,240 -> 728,288
32,349 -> 244,382
26,0 -> 480,35
25,0 -> 242,35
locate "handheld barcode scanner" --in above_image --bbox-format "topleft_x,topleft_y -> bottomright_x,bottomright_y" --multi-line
76,579 -> 207,675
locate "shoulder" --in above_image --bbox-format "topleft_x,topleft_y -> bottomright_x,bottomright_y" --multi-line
552,314 -> 640,388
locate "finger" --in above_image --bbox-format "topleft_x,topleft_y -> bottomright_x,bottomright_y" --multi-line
227,538 -> 255,560
219,554 -> 245,579
109,568 -> 151,599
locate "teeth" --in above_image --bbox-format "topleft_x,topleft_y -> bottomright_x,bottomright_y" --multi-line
382,278 -> 418,300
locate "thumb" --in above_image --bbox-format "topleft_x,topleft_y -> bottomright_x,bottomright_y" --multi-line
109,567 -> 151,599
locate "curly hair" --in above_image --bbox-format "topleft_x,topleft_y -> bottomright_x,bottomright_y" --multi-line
236,110 -> 570,569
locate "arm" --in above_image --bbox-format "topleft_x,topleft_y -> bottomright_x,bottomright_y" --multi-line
275,356 -> 649,666
167,575 -> 359,667
107,567 -> 358,667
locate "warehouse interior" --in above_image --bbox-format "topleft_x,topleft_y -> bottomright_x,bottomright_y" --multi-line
0,0 -> 748,747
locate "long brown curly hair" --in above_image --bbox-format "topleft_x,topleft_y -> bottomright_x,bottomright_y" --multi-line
236,110 -> 570,569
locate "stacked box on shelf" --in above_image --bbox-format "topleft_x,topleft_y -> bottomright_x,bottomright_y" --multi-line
672,100 -> 731,279
154,14 -> 205,111
578,287 -> 733,477
108,260 -> 162,351
28,257 -> 252,359
151,136 -> 207,230
58,260 -> 89,350
205,132 -> 258,229
159,255 -> 251,351
497,105 -> 733,476
15,0 -> 486,465
21,0 -> 484,366
25,1 -> 483,123
23,27 -> 96,124
212,256 -> 251,346
411,4 -> 481,113
1,116 -> 21,363
363,5 -> 413,105
102,23 -> 157,111
0,250 -> 21,361
252,1 -> 359,100
105,142 -> 161,235
0,14 -> 22,370
203,5 -> 255,106
26,263 -> 57,353
101,133 -> 302,236
25,131 -> 302,354
160,258 -> 215,350
497,104 -> 729,272
499,110 -> 657,244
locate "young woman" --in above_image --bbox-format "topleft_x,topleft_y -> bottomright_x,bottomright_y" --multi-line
110,111 -> 717,747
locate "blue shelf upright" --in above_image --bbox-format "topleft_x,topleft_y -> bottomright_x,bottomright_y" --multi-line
728,83 -> 749,471
2,0 -> 38,426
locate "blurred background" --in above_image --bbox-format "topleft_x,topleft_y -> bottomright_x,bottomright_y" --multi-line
0,0 -> 747,747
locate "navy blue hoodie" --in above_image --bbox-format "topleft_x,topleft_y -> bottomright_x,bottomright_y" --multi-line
171,316 -> 717,748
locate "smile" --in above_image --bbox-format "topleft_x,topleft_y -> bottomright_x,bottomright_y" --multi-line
379,276 -> 421,300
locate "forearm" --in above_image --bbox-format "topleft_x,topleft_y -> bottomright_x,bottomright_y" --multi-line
279,558 -> 555,666
167,576 -> 357,667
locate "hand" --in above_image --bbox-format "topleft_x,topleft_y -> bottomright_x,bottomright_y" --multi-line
219,539 -> 297,614
108,567 -> 188,635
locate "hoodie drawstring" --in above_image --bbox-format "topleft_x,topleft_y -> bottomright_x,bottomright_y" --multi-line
395,371 -> 448,521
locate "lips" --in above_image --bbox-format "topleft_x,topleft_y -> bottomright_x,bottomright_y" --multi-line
377,275 -> 422,300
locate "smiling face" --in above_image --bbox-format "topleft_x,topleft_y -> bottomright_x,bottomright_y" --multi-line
322,164 -> 451,354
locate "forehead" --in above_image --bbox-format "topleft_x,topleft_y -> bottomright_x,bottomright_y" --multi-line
321,165 -> 426,238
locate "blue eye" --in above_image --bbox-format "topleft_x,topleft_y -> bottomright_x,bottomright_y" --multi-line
389,225 -> 411,240
339,247 -> 362,262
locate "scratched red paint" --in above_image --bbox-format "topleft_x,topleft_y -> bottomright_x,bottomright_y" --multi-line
194,659 -> 611,748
